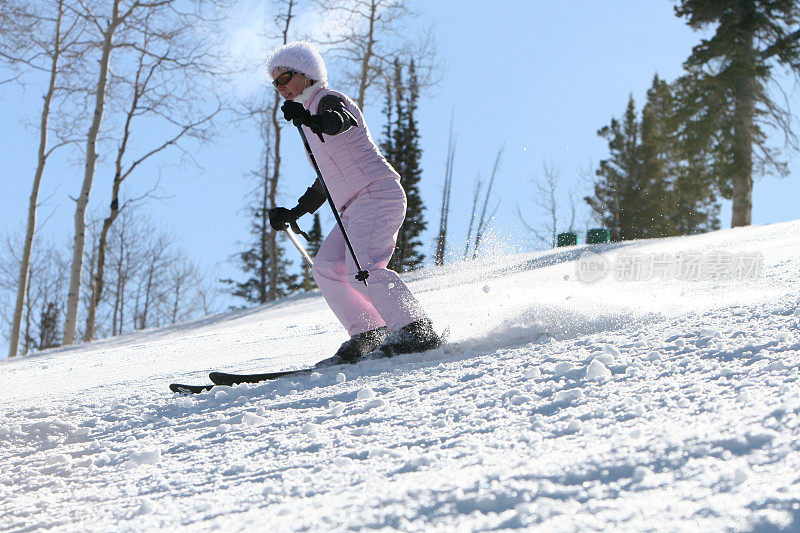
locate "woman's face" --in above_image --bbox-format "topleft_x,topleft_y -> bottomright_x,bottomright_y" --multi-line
271,68 -> 309,101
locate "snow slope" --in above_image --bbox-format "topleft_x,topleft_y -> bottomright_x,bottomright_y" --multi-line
2,222 -> 800,532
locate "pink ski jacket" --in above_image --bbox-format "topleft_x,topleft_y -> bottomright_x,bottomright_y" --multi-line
300,86 -> 401,211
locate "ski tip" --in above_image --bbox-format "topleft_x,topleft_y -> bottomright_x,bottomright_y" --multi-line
170,383 -> 214,395
208,372 -> 234,386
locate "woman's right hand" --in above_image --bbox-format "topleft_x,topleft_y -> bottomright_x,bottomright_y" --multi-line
268,206 -> 299,231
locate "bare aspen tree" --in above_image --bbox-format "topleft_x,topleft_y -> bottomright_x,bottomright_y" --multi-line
82,15 -> 221,341
226,0 -> 296,303
130,232 -> 206,331
471,145 -> 504,259
46,204 -> 210,340
463,176 -> 482,260
165,253 -> 200,324
119,214 -> 207,332
434,113 -> 456,266
195,269 -> 222,316
313,0 -> 440,110
267,0 -> 298,300
132,231 -> 168,330
1,233 -> 68,355
104,208 -> 148,336
2,0 -> 88,357
62,0 -> 128,345
7,0 -> 66,357
62,0 -> 226,345
227,95 -> 285,303
90,213 -> 198,339
566,188 -> 579,234
95,207 -> 137,336
516,162 -> 562,248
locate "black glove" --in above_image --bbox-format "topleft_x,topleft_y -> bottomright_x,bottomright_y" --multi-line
281,101 -> 307,123
281,100 -> 324,134
268,206 -> 302,231
269,186 -> 326,238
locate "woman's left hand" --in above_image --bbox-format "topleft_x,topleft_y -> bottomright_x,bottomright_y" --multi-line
282,101 -> 325,135
281,101 -> 309,124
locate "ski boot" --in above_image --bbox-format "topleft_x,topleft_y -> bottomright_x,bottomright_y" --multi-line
315,327 -> 388,367
378,319 -> 443,357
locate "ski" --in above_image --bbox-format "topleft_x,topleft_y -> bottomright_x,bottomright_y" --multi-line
168,369 -> 313,394
209,368 -> 314,386
169,363 -> 334,395
169,331 -> 453,395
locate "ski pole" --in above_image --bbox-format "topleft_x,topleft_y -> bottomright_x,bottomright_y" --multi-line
295,124 -> 369,285
284,226 -> 313,269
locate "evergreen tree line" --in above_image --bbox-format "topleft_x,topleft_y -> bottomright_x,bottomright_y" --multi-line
586,0 -> 800,241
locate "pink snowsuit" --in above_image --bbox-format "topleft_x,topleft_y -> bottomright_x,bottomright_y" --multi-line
299,86 -> 427,336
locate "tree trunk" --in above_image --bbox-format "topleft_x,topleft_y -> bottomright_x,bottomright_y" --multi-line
84,61 -> 135,340
730,99 -> 754,227
268,90 -> 281,301
730,7 -> 756,228
138,257 -> 156,330
472,145 -> 504,259
9,0 -> 64,357
63,0 -> 121,345
23,276 -> 33,355
171,286 -> 179,323
435,116 -> 455,267
731,84 -> 755,227
267,1 -> 294,301
83,204 -> 119,341
464,178 -> 481,259
259,146 -> 270,303
112,251 -> 123,335
356,0 -> 377,110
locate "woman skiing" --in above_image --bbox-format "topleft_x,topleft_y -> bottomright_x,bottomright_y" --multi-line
266,41 -> 441,363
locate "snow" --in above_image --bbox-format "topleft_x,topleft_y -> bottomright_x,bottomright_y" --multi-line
585,359 -> 612,380
2,221 -> 800,531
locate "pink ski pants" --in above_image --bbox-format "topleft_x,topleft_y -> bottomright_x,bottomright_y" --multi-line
312,179 -> 426,336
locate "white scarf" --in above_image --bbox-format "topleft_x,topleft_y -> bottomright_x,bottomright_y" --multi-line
293,80 -> 326,105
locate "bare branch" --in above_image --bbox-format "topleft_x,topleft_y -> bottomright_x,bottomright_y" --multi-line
313,0 -> 441,109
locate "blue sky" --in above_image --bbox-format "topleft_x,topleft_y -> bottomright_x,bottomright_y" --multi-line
1,0 -> 798,295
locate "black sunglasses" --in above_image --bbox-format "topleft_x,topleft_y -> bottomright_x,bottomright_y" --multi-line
272,70 -> 298,88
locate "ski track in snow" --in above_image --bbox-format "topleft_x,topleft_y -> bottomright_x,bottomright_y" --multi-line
1,222 -> 800,531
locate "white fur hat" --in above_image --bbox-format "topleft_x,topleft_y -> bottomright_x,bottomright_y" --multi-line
265,41 -> 328,84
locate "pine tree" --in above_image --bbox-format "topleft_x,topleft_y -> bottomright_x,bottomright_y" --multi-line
223,208 -> 298,305
586,96 -> 649,241
222,142 -> 298,305
675,0 -> 800,227
299,214 -> 323,292
658,75 -> 720,234
37,301 -> 61,350
586,76 -> 721,241
383,59 -> 426,272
